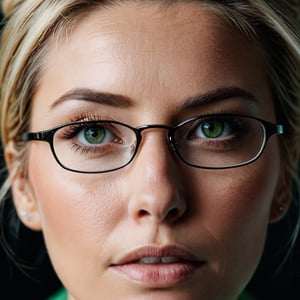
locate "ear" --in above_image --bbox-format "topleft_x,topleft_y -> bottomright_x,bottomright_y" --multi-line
268,169 -> 293,223
11,172 -> 42,231
5,142 -> 42,231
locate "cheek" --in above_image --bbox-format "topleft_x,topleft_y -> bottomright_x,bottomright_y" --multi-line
199,138 -> 280,227
189,142 -> 281,283
27,146 -> 125,274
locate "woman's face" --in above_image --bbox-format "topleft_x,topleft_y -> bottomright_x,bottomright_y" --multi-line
18,2 -> 282,299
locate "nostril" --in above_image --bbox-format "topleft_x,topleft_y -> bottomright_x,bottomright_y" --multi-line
136,206 -> 185,223
167,207 -> 185,222
138,209 -> 151,218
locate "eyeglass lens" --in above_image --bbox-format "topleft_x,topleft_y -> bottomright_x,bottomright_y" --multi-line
52,115 -> 266,173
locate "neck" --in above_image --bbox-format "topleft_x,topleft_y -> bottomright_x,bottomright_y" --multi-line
67,293 -> 75,300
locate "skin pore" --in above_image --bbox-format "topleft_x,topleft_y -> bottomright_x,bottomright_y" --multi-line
11,1 -> 286,299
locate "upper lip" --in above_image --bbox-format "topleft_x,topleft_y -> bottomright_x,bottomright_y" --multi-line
112,245 -> 203,265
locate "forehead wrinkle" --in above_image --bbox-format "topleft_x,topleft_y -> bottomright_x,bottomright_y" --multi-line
83,3 -> 225,48
46,1 -> 238,66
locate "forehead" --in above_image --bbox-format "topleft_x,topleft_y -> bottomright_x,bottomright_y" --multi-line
47,2 -> 248,65
33,1 -> 273,127
47,3 -> 231,62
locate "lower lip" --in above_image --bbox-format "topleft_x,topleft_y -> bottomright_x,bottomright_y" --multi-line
111,262 -> 203,287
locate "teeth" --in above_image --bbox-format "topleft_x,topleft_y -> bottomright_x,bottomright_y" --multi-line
137,256 -> 179,264
138,257 -> 161,264
161,256 -> 179,263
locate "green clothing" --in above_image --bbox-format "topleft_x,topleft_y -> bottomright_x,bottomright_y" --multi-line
48,288 -> 253,300
240,292 -> 253,300
48,288 -> 67,300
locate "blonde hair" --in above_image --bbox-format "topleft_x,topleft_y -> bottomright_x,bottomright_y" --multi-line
0,0 -> 300,259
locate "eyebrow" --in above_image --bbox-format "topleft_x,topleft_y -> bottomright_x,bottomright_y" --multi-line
49,86 -> 257,111
182,87 -> 257,110
50,88 -> 134,110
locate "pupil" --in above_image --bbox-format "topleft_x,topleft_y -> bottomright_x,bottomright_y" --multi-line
202,120 -> 224,138
84,127 -> 105,144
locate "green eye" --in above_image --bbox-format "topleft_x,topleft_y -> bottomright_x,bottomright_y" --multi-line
82,127 -> 107,144
201,120 -> 225,138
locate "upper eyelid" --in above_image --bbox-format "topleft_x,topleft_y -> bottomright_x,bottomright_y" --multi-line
79,113 -> 245,124
176,113 -> 249,127
185,117 -> 237,132
61,121 -> 128,139
47,113 -> 255,134
66,109 -> 248,124
63,116 -> 242,134
67,113 -> 113,123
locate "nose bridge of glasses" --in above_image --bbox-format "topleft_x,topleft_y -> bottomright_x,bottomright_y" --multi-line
137,124 -> 176,151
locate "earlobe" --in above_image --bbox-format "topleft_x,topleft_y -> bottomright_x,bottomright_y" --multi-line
11,172 -> 42,231
269,200 -> 290,223
6,141 -> 42,231
268,172 -> 292,223
12,176 -> 42,231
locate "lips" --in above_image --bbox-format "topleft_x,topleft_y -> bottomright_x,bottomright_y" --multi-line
110,246 -> 204,287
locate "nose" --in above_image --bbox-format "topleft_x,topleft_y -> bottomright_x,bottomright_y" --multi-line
127,128 -> 187,225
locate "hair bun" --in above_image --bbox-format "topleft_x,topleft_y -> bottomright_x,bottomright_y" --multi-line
2,0 -> 23,17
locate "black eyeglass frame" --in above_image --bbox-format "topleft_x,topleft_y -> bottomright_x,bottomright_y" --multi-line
21,114 -> 284,174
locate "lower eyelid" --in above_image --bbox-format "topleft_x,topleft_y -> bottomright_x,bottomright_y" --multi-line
69,143 -> 110,156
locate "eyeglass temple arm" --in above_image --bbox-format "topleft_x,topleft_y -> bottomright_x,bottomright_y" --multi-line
21,131 -> 51,142
264,121 -> 284,138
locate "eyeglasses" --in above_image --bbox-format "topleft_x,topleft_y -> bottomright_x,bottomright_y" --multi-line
21,114 -> 284,174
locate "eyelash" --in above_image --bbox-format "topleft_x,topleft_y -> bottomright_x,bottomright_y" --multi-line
68,112 -> 112,123
68,109 -> 235,122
